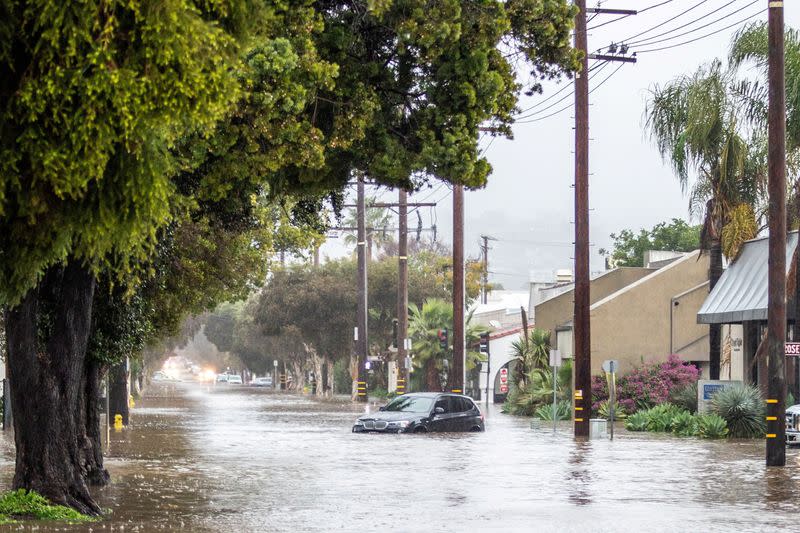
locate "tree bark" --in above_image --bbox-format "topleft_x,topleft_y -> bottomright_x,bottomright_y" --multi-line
79,359 -> 109,486
350,353 -> 359,401
5,260 -> 101,514
708,239 -> 724,379
108,358 -> 130,426
326,358 -> 335,396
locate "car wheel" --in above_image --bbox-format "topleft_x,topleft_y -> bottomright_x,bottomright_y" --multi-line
413,426 -> 428,434
470,426 -> 483,432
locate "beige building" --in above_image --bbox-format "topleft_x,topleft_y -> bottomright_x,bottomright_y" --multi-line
534,251 -> 712,375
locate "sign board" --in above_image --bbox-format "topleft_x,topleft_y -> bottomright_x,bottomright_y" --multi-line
273,360 -> 278,367
500,384 -> 508,394
601,360 -> 619,373
549,349 -> 562,367
499,368 -> 508,384
787,342 -> 800,357
697,380 -> 742,413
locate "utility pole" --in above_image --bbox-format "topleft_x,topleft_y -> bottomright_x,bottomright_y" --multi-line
480,235 -> 496,305
766,0 -> 786,467
573,0 -> 591,439
570,1 -> 636,440
452,185 -> 465,394
397,188 -> 409,395
356,176 -> 368,402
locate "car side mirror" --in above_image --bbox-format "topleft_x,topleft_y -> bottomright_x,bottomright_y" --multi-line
379,406 -> 386,411
434,407 -> 445,414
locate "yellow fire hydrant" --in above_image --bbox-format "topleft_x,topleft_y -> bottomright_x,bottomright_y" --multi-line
114,414 -> 123,430
128,395 -> 135,409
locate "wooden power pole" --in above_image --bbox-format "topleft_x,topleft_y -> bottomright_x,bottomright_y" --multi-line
573,0 -> 591,438
397,188 -> 409,395
766,0 -> 786,467
356,177 -> 368,402
452,185 -> 465,394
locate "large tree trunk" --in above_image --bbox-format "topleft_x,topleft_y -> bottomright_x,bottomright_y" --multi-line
79,359 -> 109,486
708,239 -> 724,379
108,358 -> 130,426
291,360 -> 305,391
5,260 -> 101,514
350,353 -> 359,401
326,357 -> 335,396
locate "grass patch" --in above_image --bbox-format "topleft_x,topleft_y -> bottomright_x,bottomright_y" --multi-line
0,489 -> 98,524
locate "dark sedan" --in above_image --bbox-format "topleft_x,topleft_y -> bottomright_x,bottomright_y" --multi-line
352,392 -> 484,433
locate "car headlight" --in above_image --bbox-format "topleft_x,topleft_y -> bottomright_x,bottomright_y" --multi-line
387,420 -> 411,428
354,420 -> 364,426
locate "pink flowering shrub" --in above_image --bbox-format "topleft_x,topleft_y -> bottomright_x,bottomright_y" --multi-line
591,355 -> 699,415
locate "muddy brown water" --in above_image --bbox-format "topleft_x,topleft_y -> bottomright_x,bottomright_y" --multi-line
1,382 -> 800,531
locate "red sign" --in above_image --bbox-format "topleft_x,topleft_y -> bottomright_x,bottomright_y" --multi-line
787,343 -> 800,357
500,384 -> 508,393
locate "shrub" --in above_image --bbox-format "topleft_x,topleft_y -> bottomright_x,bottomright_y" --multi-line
669,382 -> 698,414
625,411 -> 649,431
597,400 -> 628,420
711,385 -> 765,438
671,411 -> 699,437
697,414 -> 729,439
592,355 -> 699,414
644,403 -> 686,432
0,489 -> 96,523
534,400 -> 572,421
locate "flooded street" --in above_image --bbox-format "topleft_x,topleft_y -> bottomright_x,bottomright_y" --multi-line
2,383 -> 800,531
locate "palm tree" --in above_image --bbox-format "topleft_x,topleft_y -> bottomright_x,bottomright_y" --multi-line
508,328 -> 550,390
645,60 -> 762,379
408,298 -> 488,391
342,197 -> 394,261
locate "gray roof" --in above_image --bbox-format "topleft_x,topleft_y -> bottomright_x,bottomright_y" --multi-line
697,232 -> 798,324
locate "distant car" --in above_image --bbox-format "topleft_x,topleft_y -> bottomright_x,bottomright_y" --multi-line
352,392 -> 484,434
216,374 -> 229,383
251,376 -> 273,387
152,371 -> 167,382
786,404 -> 800,444
227,375 -> 243,385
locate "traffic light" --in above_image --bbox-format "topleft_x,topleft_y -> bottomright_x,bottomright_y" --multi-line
438,327 -> 449,349
392,318 -> 399,348
479,333 -> 490,354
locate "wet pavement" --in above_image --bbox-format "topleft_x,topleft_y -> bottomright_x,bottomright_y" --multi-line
2,382 -> 800,531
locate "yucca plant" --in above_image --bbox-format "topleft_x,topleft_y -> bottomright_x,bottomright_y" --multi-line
534,400 -> 572,421
710,385 -> 765,438
671,411 -> 699,437
697,413 -> 729,439
669,382 -> 698,414
625,411 -> 649,432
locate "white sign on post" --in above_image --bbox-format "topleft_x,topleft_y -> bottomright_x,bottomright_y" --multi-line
549,349 -> 562,367
601,359 -> 619,373
273,360 -> 278,368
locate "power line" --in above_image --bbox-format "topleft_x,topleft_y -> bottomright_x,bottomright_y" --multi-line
515,62 -> 626,124
625,0 -> 758,48
585,0 -> 675,31
514,62 -> 610,120
632,7 -> 765,53
515,61 -> 609,116
613,0 -> 712,46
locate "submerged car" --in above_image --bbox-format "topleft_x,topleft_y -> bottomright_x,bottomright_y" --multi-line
352,392 -> 484,434
787,404 -> 800,444
227,375 -> 243,385
251,376 -> 273,387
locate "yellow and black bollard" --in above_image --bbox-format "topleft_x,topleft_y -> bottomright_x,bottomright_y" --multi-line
114,414 -> 123,431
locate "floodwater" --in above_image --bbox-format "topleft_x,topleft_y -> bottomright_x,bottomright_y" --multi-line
1,383 -> 800,532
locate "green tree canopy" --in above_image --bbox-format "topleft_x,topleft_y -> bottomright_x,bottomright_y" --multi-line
599,219 -> 702,268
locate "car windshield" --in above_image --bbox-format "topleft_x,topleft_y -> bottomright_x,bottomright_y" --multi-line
383,396 -> 434,413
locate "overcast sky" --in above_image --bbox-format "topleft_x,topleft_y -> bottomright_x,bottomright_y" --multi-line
318,1 -> 800,291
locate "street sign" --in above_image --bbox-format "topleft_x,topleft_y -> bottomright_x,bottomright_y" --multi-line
549,349 -> 562,367
500,384 -> 508,393
500,368 -> 508,384
786,342 -> 800,356
273,360 -> 278,367
602,360 -> 619,373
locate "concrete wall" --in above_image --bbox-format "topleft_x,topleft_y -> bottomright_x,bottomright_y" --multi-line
534,267 -> 654,347
590,251 -> 710,374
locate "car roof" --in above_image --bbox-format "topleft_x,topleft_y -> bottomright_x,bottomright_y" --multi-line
398,392 -> 474,400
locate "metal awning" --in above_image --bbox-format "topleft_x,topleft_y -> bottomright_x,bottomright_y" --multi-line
697,232 -> 798,324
